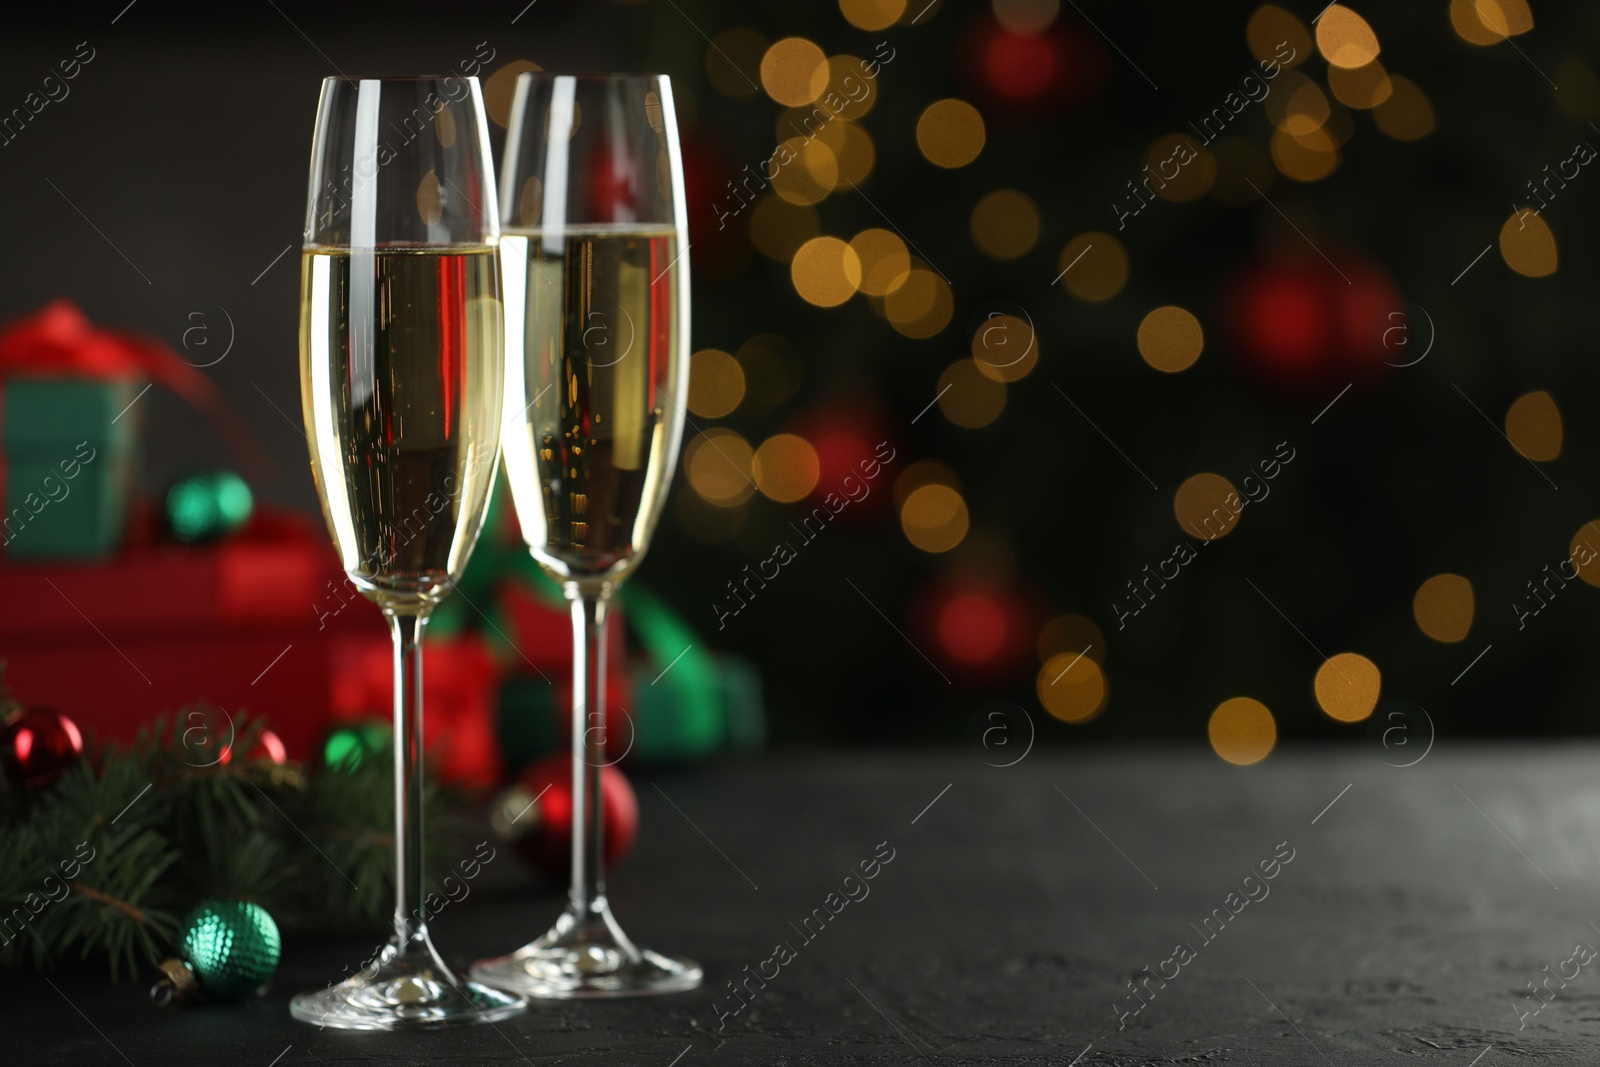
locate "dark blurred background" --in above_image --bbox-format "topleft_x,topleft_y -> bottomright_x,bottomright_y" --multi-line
4,0 -> 1598,755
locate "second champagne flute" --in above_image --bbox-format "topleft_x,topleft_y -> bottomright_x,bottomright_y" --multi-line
471,72 -> 701,997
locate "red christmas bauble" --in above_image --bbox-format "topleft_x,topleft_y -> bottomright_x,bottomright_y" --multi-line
914,578 -> 1036,679
493,753 -> 638,880
1,707 -> 84,789
219,728 -> 288,767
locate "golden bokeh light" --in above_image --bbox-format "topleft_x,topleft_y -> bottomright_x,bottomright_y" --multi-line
1450,0 -> 1533,45
1271,126 -> 1341,182
790,235 -> 862,307
995,0 -> 1060,34
483,60 -> 544,128
970,189 -> 1041,259
1373,76 -> 1436,141
1208,697 -> 1276,766
840,0 -> 906,32
900,483 -> 969,553
850,228 -> 911,296
819,55 -> 880,122
1037,613 -> 1106,665
1316,5 -> 1380,69
884,267 -> 954,337
752,434 -> 821,503
1314,653 -> 1381,723
1265,72 -> 1331,135
915,99 -> 986,169
750,197 -> 821,261
761,37 -> 829,107
894,459 -> 960,509
1328,60 -> 1393,109
1571,524 -> 1600,588
771,136 -> 839,206
1037,653 -> 1107,724
687,348 -> 745,419
937,359 -> 1007,429
737,335 -> 804,407
685,428 -> 756,507
1246,5 -> 1310,69
971,313 -> 1038,383
812,118 -> 875,185
1137,306 -> 1204,373
1413,573 -> 1474,643
1505,390 -> 1563,461
1174,473 -> 1241,541
1144,134 -> 1216,202
1056,232 -> 1129,302
706,28 -> 767,99
1499,210 -> 1558,277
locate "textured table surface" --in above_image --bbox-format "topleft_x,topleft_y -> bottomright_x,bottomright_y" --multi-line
7,744 -> 1599,1065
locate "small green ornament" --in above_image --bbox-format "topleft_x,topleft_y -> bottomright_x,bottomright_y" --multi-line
166,470 -> 253,542
177,899 -> 281,1000
323,721 -> 390,770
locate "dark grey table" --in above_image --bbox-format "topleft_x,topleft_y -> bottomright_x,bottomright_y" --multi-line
8,745 -> 1597,1064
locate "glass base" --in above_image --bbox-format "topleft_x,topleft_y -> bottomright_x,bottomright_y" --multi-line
471,900 -> 702,998
290,939 -> 526,1030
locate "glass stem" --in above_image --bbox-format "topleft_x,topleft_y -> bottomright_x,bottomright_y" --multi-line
568,591 -> 610,925
387,610 -> 429,955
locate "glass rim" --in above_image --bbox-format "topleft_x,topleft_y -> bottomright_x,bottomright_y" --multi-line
512,71 -> 672,84
318,75 -> 483,84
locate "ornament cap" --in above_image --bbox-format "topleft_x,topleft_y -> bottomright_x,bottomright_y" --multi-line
150,959 -> 199,1007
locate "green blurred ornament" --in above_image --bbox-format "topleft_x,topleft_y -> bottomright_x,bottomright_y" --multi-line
165,470 -> 253,542
154,899 -> 281,1004
323,721 -> 390,770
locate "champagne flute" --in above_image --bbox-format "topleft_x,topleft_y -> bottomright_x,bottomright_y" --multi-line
471,73 -> 700,997
290,76 -> 524,1029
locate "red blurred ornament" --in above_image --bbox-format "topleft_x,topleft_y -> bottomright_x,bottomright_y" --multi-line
788,405 -> 896,513
493,753 -> 638,880
964,13 -> 1108,106
1,707 -> 84,789
1223,256 -> 1400,389
914,579 -> 1036,679
218,728 -> 288,767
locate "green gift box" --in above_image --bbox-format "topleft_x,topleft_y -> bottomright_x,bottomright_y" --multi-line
2,376 -> 141,560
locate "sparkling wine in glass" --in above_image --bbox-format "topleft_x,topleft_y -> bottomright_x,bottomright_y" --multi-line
289,75 -> 524,1029
471,73 -> 700,997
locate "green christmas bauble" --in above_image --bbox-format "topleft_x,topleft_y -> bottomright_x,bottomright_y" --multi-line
178,899 -> 281,1000
165,471 -> 253,542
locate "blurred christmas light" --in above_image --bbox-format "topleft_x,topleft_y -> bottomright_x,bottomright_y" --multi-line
1313,653 -> 1381,722
687,348 -> 745,419
840,0 -> 906,32
1412,573 -> 1474,642
1449,0 -> 1532,45
1315,6 -> 1380,69
993,0 -> 1059,35
971,313 -> 1038,383
482,60 -> 543,128
900,484 -> 969,553
884,267 -> 953,337
1499,211 -> 1558,277
1037,652 -> 1107,723
1223,257 -> 1398,386
771,136 -> 838,205
970,189 -> 1041,259
1271,126 -> 1340,182
1056,232 -> 1128,302
936,360 -> 1006,429
706,28 -> 767,99
1037,613 -> 1105,664
1372,75 -> 1435,140
1328,59 -> 1393,108
685,429 -> 756,507
752,433 -> 821,503
915,99 -> 986,168
1504,390 -> 1563,461
1246,5 -> 1310,68
813,119 -> 876,185
1208,697 -> 1276,765
980,28 -> 1059,101
749,196 -> 820,261
1137,305 -> 1204,373
821,55 -> 881,121
1265,72 -> 1330,135
1173,473 -> 1240,541
1572,525 -> 1600,588
921,580 -> 1035,677
1144,134 -> 1216,202
761,38 -> 829,107
791,235 -> 862,307
850,228 -> 911,296
894,459 -> 961,508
